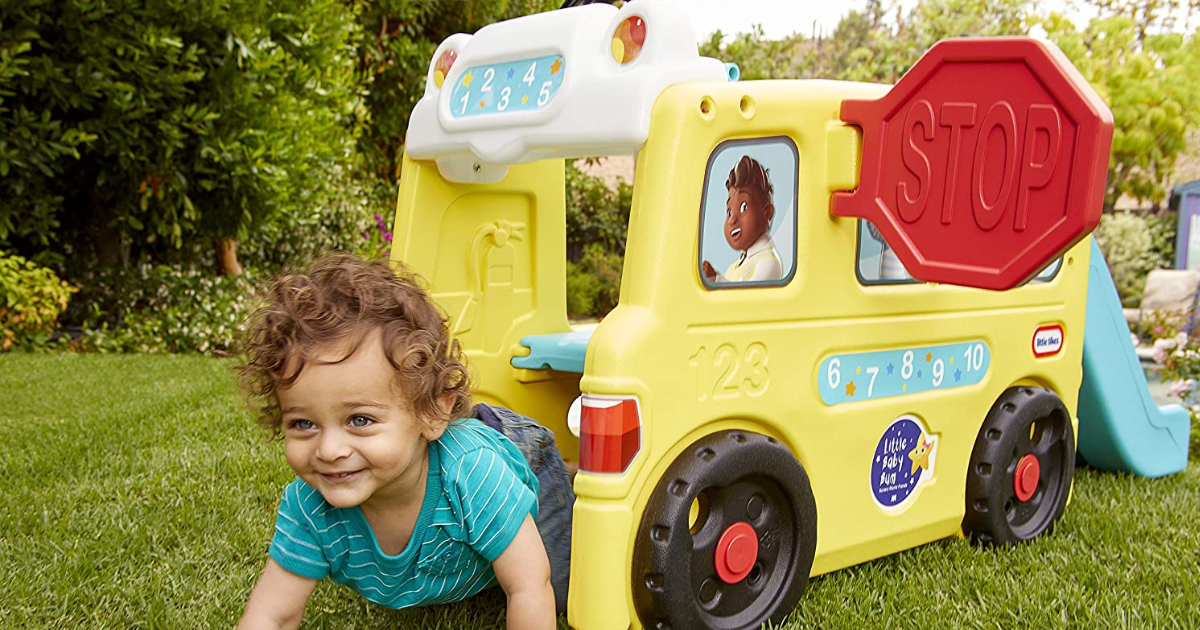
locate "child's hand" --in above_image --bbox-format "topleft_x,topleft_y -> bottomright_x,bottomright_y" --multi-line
238,559 -> 318,630
493,514 -> 555,630
702,260 -> 717,281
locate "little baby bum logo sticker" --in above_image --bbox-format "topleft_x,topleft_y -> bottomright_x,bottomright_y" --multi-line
871,415 -> 938,511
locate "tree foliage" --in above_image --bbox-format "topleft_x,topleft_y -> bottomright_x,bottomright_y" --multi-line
0,0 -> 363,272
351,0 -> 557,192
700,0 -> 1200,211
699,26 -> 808,80
1041,9 -> 1200,210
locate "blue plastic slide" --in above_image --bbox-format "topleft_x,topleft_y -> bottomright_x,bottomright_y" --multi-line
1077,238 -> 1191,477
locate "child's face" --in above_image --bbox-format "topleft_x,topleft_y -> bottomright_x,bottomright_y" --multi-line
724,186 -> 774,251
277,329 -> 445,510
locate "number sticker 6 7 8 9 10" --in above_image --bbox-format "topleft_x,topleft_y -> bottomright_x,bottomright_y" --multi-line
817,341 -> 990,406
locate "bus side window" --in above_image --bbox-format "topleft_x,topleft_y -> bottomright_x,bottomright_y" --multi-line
698,137 -> 798,289
1032,258 -> 1063,282
855,219 -> 1062,285
856,220 -> 917,285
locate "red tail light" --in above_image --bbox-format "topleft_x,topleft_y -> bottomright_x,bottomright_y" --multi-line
579,396 -> 641,474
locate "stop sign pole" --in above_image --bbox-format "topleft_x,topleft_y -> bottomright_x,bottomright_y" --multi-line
832,38 -> 1114,291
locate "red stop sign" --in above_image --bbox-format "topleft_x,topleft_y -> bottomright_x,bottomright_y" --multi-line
831,38 -> 1113,290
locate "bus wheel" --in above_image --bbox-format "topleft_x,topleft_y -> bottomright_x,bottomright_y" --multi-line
963,386 -> 1075,545
632,430 -> 817,630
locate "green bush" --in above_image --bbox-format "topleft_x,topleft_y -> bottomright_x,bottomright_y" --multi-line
1145,211 -> 1178,271
564,162 -> 631,319
0,250 -> 75,350
566,244 -> 623,319
566,162 -> 632,260
71,265 -> 257,354
1095,211 -> 1157,307
1,0 -> 362,275
239,166 -> 376,272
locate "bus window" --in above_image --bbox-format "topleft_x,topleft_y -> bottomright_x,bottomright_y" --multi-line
856,219 -> 1062,285
856,220 -> 917,285
1032,258 -> 1063,282
698,137 -> 798,289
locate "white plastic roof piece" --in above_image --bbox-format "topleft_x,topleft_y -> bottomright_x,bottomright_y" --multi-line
405,0 -> 728,183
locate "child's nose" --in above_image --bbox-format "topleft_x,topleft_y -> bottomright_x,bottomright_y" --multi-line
316,432 -> 352,461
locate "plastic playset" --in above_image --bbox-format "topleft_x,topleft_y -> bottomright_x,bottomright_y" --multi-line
390,2 -> 1192,629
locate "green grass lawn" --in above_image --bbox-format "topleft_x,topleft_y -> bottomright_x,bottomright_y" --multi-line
1,353 -> 1198,629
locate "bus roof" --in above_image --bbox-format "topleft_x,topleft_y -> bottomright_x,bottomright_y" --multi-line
405,0 -> 728,183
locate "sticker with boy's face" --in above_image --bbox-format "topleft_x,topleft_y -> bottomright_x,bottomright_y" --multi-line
725,186 -> 774,252
699,138 -> 797,288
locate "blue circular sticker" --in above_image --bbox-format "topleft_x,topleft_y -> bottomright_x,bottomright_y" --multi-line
871,415 -> 937,510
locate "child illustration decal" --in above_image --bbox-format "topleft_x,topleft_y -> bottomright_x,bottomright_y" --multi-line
703,155 -> 784,283
236,255 -> 572,630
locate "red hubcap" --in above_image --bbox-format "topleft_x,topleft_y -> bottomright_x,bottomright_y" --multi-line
1014,454 -> 1040,501
714,522 -> 758,583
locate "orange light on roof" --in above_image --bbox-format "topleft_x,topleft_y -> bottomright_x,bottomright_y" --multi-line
433,49 -> 458,88
610,16 -> 646,65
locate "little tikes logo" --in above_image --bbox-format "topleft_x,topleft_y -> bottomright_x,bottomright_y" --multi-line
1032,325 -> 1064,357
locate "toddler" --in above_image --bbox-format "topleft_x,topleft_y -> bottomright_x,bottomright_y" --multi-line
235,255 -> 573,630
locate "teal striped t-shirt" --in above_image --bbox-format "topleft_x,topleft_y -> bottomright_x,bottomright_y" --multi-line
269,419 -> 539,607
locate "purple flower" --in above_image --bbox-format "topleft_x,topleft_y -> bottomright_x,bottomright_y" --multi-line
362,231 -> 370,239
374,214 -> 383,223
1170,379 -> 1196,397
384,232 -> 392,242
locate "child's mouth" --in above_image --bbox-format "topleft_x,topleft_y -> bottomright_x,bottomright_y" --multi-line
320,470 -> 363,482
730,228 -> 742,238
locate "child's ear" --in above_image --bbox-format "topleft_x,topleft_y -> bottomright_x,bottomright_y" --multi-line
420,394 -> 456,441
422,419 -> 448,442
765,202 -> 775,223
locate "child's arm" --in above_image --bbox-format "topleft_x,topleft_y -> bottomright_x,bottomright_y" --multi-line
237,559 -> 318,630
492,514 -> 556,630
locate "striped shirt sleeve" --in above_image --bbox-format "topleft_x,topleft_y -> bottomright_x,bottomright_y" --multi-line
446,446 -> 537,563
268,483 -> 330,580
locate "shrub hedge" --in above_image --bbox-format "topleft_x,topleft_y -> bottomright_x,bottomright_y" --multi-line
0,250 -> 75,350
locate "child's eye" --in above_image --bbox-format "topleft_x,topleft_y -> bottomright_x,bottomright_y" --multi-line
726,208 -> 731,218
349,415 -> 375,428
289,419 -> 315,431
740,201 -> 747,213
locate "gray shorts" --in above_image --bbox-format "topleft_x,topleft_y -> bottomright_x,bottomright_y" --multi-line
472,403 -> 574,613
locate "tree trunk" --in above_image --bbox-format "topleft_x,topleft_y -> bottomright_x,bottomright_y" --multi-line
216,237 -> 243,276
93,188 -> 122,268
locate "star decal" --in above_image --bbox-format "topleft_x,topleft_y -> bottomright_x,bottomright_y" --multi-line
507,68 -> 515,80
925,352 -> 932,362
954,368 -> 962,382
856,366 -> 862,375
479,99 -> 486,109
886,363 -> 894,375
908,434 -> 934,475
846,381 -> 857,397
521,94 -> 529,104
902,383 -> 908,392
462,71 -> 474,87
949,357 -> 955,364
551,58 -> 562,75
917,369 -> 923,378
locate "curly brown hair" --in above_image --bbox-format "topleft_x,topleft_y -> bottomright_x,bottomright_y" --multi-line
236,254 -> 472,438
726,155 -> 774,203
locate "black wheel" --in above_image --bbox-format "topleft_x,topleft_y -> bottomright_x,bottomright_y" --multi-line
632,430 -> 817,630
963,386 -> 1075,545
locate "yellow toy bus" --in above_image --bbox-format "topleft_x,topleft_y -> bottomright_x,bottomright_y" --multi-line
390,2 -> 1187,628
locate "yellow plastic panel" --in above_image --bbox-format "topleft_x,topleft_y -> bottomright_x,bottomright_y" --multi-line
567,499 -> 634,630
392,154 -> 580,456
